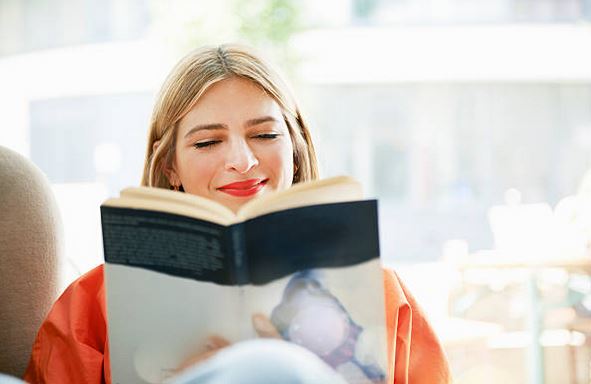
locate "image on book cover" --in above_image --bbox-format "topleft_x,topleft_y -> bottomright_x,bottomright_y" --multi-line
271,270 -> 385,383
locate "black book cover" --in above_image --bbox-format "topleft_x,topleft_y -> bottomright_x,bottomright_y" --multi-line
101,200 -> 379,285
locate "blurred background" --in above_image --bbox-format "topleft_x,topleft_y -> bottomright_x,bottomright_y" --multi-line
2,0 -> 591,382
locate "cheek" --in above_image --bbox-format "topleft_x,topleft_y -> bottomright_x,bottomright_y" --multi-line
272,141 -> 294,183
176,151 -> 216,190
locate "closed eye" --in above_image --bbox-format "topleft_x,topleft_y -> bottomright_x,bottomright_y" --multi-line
255,133 -> 280,140
193,140 -> 221,149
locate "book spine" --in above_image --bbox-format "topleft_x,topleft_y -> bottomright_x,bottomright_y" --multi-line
229,223 -> 249,285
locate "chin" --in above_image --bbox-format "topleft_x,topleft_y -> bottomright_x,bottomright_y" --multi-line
221,196 -> 254,212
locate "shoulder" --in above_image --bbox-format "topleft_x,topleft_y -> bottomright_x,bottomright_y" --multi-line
57,264 -> 105,310
381,267 -> 452,383
43,264 -> 107,346
24,264 -> 108,383
66,264 -> 105,296
381,266 -> 433,327
381,267 -> 411,309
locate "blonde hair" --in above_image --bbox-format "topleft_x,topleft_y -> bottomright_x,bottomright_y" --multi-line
141,44 -> 319,189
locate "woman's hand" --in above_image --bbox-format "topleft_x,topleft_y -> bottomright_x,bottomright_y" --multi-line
175,313 -> 282,373
252,313 -> 282,339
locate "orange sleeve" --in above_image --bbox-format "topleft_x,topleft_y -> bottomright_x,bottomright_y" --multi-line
23,265 -> 111,384
383,268 -> 452,384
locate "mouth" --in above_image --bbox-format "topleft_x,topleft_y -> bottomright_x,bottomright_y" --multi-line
217,178 -> 268,198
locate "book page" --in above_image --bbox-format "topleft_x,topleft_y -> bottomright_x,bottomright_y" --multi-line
237,176 -> 363,220
104,187 -> 237,226
102,176 -> 360,225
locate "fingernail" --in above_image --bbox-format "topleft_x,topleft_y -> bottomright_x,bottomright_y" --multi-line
205,337 -> 218,350
253,315 -> 273,333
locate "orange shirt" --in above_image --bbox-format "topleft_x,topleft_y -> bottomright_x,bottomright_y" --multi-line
24,265 -> 451,384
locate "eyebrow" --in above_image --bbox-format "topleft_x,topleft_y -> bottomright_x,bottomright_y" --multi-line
245,116 -> 279,127
184,123 -> 226,138
183,116 -> 279,138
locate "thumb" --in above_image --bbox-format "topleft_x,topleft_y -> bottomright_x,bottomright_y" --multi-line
252,313 -> 282,339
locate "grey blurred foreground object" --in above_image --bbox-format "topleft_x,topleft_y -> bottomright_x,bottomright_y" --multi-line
168,339 -> 348,384
0,146 -> 63,377
0,374 -> 26,384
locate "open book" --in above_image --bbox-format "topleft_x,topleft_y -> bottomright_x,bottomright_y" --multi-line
101,176 -> 387,384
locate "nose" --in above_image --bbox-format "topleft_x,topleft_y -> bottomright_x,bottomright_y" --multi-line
225,138 -> 259,174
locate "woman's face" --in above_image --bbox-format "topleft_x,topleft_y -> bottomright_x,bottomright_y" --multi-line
170,77 -> 295,212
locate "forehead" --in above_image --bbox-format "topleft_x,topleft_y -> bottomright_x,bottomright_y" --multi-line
181,77 -> 283,124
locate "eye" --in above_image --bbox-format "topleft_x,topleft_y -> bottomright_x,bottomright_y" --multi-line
254,133 -> 280,140
193,140 -> 221,149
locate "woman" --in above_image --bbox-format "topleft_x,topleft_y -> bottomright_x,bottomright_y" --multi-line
24,44 -> 451,384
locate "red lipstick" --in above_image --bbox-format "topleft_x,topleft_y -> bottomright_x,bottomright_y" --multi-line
217,178 -> 268,197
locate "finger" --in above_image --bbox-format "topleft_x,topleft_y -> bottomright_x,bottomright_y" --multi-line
205,335 -> 231,350
252,313 -> 281,339
176,349 -> 219,372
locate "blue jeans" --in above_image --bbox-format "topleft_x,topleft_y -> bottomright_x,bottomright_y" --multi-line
168,339 -> 348,384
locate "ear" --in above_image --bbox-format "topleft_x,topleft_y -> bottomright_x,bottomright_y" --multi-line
153,140 -> 181,187
293,151 -> 300,175
152,140 -> 161,153
165,157 -> 181,188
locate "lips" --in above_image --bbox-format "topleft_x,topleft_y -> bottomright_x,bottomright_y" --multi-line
219,179 -> 266,190
217,178 -> 268,197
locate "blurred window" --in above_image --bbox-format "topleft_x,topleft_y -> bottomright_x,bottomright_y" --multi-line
29,93 -> 153,195
0,0 -> 150,56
